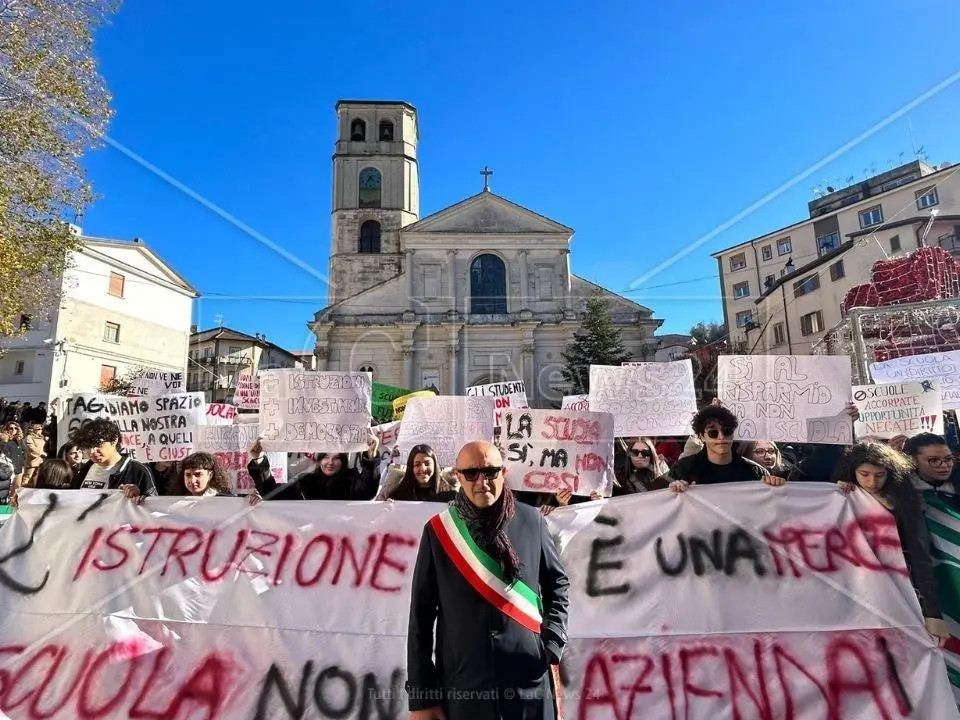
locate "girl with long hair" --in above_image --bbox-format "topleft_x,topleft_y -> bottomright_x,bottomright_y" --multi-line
738,440 -> 791,477
835,441 -> 947,646
377,444 -> 458,502
57,442 -> 85,474
167,452 -> 235,497
614,437 -> 669,495
247,435 -> 380,501
34,459 -> 73,489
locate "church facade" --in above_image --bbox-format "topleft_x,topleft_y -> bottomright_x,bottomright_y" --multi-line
308,100 -> 663,407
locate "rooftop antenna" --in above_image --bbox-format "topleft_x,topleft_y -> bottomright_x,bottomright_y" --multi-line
908,116 -> 919,158
846,175 -> 856,184
215,313 -> 224,327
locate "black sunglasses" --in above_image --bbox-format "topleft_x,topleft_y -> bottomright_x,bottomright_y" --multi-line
705,427 -> 735,439
456,466 -> 502,482
630,449 -> 652,458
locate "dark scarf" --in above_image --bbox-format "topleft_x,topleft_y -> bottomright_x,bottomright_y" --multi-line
453,488 -> 522,582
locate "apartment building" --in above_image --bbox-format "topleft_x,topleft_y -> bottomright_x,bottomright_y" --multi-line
187,326 -> 303,403
711,160 -> 960,354
0,232 -> 197,404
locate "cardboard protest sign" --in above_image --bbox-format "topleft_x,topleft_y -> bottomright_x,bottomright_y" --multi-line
717,355 -> 853,444
466,381 -> 529,424
3,486 -> 956,719
870,350 -> 960,411
498,408 -> 615,496
59,392 -> 204,462
194,424 -> 286,492
258,370 -> 372,453
58,393 -> 111,450
561,394 -> 589,411
127,369 -> 184,397
392,390 -> 435,420
204,402 -> 237,424
372,382 -> 411,424
374,420 -> 401,468
396,395 -> 495,468
853,380 -> 944,439
236,370 -> 260,410
372,420 -> 402,496
588,360 -> 697,437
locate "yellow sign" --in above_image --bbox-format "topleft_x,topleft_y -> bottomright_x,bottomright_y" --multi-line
392,390 -> 436,420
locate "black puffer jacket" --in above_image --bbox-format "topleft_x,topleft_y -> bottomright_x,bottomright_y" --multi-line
247,453 -> 379,501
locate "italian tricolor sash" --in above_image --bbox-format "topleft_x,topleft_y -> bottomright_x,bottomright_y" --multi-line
430,506 -> 544,633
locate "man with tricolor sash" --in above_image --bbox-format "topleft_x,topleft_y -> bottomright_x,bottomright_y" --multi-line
406,440 -> 570,720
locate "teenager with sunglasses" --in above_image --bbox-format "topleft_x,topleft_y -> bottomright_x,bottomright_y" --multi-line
614,437 -> 669,494
663,405 -> 786,492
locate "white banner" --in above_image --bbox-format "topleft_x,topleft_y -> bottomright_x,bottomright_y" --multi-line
258,370 -> 372,453
498,408 -> 614,496
561,394 -> 589,411
1,486 -> 956,719
127,369 -> 184,397
396,395 -> 495,469
588,360 -> 697,436
717,355 -> 853,444
853,380 -> 944,439
59,392 -> 205,462
236,369 -> 260,410
466,381 -> 529,424
870,350 -> 960,411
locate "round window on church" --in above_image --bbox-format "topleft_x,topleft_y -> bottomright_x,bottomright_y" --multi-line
358,364 -> 375,376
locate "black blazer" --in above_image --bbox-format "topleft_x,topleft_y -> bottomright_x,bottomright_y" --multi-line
407,500 -> 569,720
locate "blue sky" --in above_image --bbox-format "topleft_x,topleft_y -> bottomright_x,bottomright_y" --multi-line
81,0 -> 960,353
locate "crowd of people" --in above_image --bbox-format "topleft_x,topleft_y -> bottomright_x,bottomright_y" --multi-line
2,394 -> 960,718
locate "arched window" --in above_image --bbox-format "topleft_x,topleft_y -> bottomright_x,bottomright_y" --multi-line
470,254 -> 507,314
350,118 -> 366,141
379,120 -> 394,141
359,167 -> 381,208
359,220 -> 381,254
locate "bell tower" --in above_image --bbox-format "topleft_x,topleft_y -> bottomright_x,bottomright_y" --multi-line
328,100 -> 420,304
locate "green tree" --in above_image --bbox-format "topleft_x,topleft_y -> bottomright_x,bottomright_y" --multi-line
0,0 -> 119,336
561,292 -> 631,394
690,320 -> 726,346
99,366 -> 143,396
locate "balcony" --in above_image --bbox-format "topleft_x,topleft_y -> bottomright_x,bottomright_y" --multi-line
937,234 -> 959,257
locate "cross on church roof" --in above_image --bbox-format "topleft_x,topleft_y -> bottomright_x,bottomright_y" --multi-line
480,166 -> 493,192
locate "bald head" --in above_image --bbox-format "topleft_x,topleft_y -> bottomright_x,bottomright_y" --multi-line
456,440 -> 501,468
455,440 -> 505,508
